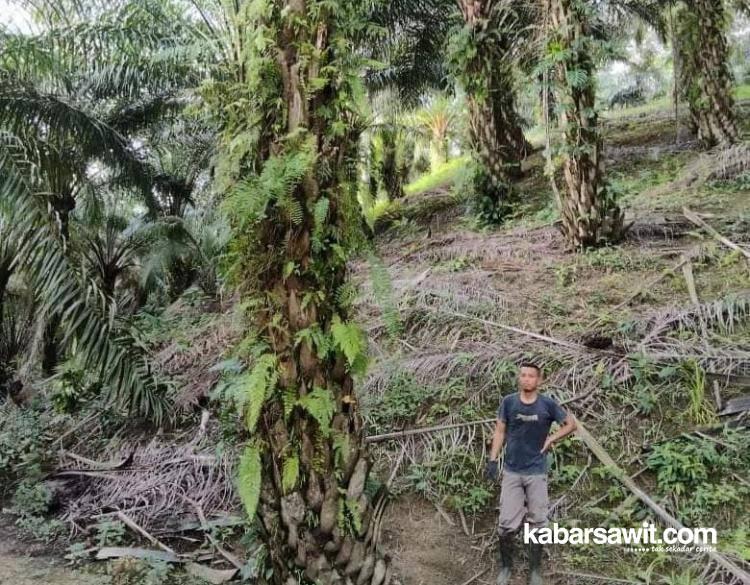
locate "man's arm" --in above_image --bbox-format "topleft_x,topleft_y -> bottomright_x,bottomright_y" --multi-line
489,419 -> 506,461
541,414 -> 576,453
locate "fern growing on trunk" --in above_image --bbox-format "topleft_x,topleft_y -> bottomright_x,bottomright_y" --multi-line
542,0 -> 626,249
674,0 -> 739,149
214,2 -> 391,584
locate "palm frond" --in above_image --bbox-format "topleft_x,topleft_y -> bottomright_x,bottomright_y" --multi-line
0,77 -> 163,213
363,0 -> 458,104
598,0 -> 670,39
0,135 -> 166,421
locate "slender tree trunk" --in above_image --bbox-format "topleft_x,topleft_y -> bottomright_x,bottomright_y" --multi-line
676,0 -> 738,148
381,129 -> 404,200
0,259 -> 11,322
546,0 -> 625,249
42,191 -> 76,374
230,4 -> 391,585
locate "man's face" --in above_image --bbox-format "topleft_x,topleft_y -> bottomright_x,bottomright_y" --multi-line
519,366 -> 541,392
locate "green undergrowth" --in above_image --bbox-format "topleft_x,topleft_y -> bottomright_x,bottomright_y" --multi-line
403,156 -> 470,196
362,96 -> 750,582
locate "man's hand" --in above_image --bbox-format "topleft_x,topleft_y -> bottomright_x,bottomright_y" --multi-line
542,415 -> 577,453
485,459 -> 499,481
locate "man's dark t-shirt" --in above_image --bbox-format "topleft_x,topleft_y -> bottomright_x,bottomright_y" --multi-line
497,392 -> 567,475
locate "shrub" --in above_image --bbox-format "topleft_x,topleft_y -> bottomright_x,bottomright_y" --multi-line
0,405 -> 50,484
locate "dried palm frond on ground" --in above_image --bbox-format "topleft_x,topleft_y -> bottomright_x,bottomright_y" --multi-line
650,143 -> 750,191
59,437 -> 237,534
149,301 -> 242,410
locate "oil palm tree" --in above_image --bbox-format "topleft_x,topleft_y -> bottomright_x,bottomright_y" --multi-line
412,94 -> 458,169
0,0 -> 202,417
537,0 -> 668,249
673,0 -> 745,148
371,0 -> 533,220
206,0 -> 392,582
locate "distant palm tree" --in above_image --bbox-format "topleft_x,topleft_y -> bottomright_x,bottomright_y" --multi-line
538,0 -> 666,248
371,0 -> 532,215
412,94 -> 458,169
673,0 -> 744,147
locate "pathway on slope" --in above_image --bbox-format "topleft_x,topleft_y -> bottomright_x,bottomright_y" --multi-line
0,516 -> 107,585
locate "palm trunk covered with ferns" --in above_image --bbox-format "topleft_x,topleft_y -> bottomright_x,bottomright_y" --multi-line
448,0 -> 530,221
220,3 -> 390,585
675,0 -> 739,148
545,0 -> 625,249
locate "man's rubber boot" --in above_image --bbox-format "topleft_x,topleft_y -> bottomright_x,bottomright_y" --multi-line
496,534 -> 513,585
527,542 -> 543,585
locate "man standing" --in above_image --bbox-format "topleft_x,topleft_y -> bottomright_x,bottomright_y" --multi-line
485,362 -> 577,585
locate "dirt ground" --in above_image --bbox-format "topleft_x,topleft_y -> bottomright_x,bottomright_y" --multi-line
381,495 -> 550,585
0,544 -> 106,584
0,515 -> 107,585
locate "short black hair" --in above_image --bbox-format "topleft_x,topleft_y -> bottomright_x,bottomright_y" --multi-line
519,361 -> 542,374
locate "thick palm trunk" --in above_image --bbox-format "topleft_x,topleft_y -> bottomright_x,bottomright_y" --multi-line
467,86 -> 527,183
455,0 -> 530,211
547,0 -> 625,249
676,0 -> 738,148
231,4 -> 390,585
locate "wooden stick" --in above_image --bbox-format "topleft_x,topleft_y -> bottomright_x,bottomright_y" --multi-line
116,511 -> 176,556
553,571 -> 640,584
385,444 -> 407,488
441,309 -> 605,354
182,496 -> 244,570
712,380 -> 723,411
458,567 -> 489,585
683,207 -> 750,260
681,257 -> 700,306
366,418 -> 494,444
458,507 -> 471,537
365,392 -> 587,444
575,421 -> 750,584
433,501 -> 455,527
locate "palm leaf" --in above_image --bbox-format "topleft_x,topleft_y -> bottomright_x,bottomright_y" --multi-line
0,135 -> 165,421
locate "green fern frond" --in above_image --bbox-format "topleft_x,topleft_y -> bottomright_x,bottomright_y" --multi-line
312,196 -> 330,251
237,443 -> 262,521
282,453 -> 300,494
332,431 -> 350,472
367,252 -> 402,339
297,386 -> 336,436
331,315 -> 368,374
278,191 -> 304,225
294,324 -> 332,359
282,387 -> 297,420
224,138 -> 316,228
240,354 -> 278,434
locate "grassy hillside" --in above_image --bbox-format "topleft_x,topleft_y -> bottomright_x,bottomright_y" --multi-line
353,99 -> 750,584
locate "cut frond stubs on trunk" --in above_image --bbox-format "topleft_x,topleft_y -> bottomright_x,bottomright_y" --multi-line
674,0 -> 739,150
542,0 -> 626,249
